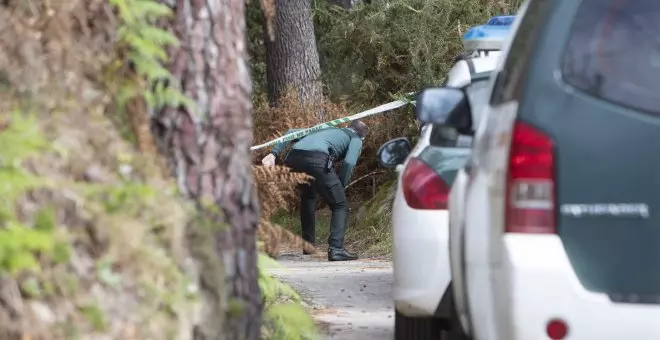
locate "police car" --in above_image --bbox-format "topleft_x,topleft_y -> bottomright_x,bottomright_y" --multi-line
376,16 -> 514,340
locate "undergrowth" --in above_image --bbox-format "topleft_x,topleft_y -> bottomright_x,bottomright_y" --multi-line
253,164 -> 317,257
0,112 -> 66,276
347,180 -> 397,256
253,165 -> 320,338
314,0 -> 521,106
271,180 -> 396,257
0,96 -> 195,339
258,254 -> 317,340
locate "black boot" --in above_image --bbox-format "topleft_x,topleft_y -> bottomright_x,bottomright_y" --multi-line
328,247 -> 358,261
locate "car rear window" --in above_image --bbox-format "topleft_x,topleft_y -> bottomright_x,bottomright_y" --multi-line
561,0 -> 660,114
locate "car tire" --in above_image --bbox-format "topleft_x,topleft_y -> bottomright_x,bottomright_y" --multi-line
394,310 -> 449,340
447,297 -> 471,340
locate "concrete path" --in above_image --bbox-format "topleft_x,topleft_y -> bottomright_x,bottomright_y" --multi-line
270,253 -> 394,339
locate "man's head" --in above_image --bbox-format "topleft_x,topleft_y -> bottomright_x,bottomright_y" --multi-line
348,120 -> 369,140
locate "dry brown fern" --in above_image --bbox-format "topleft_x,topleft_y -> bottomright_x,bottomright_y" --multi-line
252,88 -> 348,161
253,164 -> 311,218
257,219 -> 316,259
253,165 -> 316,258
126,95 -> 158,156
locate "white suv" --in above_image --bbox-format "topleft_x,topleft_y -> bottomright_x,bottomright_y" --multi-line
377,54 -> 499,340
435,0 -> 660,339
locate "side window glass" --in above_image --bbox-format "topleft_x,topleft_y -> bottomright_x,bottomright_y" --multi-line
561,0 -> 660,115
490,0 -> 554,105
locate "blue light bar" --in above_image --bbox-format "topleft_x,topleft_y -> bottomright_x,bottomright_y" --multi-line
462,25 -> 511,41
486,15 -> 516,26
462,16 -> 515,51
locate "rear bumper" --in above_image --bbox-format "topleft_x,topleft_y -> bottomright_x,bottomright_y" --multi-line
391,189 -> 451,317
477,234 -> 660,339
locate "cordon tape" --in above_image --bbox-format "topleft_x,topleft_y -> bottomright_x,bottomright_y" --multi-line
250,93 -> 416,151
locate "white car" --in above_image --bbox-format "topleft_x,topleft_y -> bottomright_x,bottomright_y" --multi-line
376,54 -> 500,340
444,0 -> 660,339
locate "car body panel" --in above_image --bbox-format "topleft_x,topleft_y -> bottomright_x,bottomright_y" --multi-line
501,234 -> 660,339
524,0 -> 660,299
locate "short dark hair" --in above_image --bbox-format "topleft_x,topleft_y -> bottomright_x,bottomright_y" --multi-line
349,120 -> 369,138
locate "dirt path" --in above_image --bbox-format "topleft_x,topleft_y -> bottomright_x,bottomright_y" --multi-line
269,252 -> 394,339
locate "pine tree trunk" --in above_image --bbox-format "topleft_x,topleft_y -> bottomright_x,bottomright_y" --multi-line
265,0 -> 324,120
152,0 -> 261,339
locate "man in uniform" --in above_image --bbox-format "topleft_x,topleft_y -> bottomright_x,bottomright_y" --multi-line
261,120 -> 369,261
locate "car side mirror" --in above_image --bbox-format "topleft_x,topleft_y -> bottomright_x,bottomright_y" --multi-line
415,87 -> 473,135
377,137 -> 412,169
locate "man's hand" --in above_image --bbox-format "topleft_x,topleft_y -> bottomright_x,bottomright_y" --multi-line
261,153 -> 276,167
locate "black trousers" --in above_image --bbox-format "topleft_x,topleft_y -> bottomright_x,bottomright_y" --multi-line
285,149 -> 348,249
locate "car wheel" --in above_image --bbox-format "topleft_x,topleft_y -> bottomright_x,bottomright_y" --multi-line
447,298 -> 471,340
394,310 -> 449,340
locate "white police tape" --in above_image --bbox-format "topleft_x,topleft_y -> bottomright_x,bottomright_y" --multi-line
250,95 -> 416,151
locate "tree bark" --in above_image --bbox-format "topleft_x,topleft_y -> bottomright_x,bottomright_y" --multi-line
152,1 -> 261,340
265,0 -> 324,120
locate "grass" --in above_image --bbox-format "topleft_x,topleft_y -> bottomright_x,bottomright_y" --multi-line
271,210 -> 330,253
271,179 -> 395,257
347,180 -> 396,257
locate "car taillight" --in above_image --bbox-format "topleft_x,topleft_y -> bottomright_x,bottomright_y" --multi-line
401,158 -> 450,210
505,121 -> 555,233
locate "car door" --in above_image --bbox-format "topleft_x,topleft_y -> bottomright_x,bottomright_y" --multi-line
446,73 -> 499,336
519,0 -> 660,303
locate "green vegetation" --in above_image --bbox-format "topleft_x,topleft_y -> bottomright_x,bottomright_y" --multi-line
110,0 -> 193,111
0,112 -> 62,275
270,181 -> 396,257
259,254 -> 318,339
348,180 -> 397,256
315,0 -> 521,106
0,101 -> 198,336
106,0 -> 194,147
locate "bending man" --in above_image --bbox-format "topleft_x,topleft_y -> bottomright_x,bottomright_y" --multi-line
262,120 -> 369,261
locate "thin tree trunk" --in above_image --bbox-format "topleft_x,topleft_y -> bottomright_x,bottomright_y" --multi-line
152,0 -> 261,339
265,0 -> 324,120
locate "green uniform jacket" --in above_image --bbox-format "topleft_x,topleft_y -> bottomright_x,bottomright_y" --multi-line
271,127 -> 363,187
